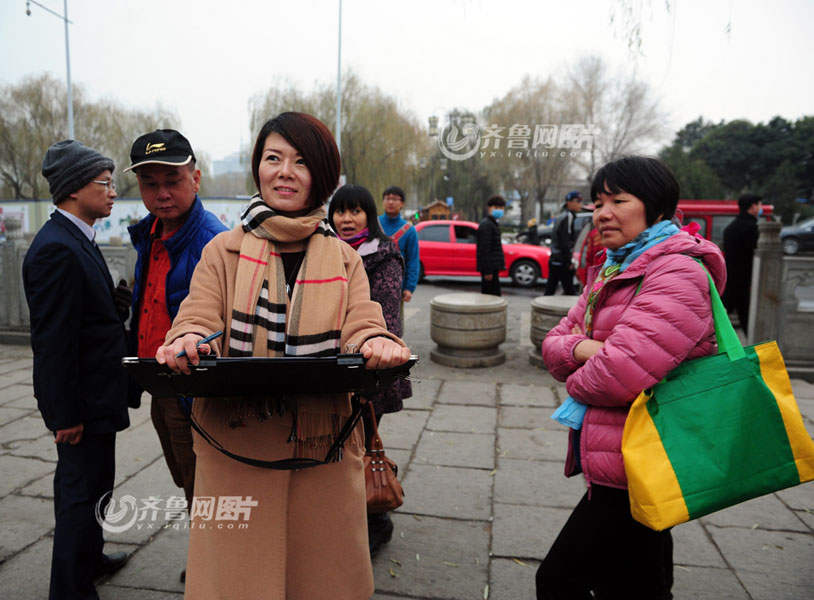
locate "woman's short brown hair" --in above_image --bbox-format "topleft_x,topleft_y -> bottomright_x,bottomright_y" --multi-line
251,112 -> 341,209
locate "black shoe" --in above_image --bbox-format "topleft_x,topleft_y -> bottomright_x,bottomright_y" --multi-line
180,568 -> 186,583
368,512 -> 394,556
95,551 -> 129,577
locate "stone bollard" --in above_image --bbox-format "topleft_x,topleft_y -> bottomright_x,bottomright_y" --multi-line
430,292 -> 507,368
528,295 -> 579,368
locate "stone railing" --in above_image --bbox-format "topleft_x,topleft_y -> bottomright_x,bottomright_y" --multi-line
0,240 -> 136,344
751,222 -> 814,381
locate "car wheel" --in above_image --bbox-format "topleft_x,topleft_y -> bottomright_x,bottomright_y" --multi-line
419,262 -> 425,281
510,259 -> 540,287
781,237 -> 799,256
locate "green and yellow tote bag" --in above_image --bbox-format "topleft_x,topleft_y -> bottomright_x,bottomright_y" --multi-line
622,265 -> 814,531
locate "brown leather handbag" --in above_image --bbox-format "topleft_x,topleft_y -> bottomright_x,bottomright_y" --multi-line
364,403 -> 404,513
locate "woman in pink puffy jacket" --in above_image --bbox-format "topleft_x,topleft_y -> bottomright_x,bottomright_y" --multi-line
536,156 -> 726,600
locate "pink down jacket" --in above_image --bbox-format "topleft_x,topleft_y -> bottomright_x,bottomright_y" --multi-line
542,231 -> 727,490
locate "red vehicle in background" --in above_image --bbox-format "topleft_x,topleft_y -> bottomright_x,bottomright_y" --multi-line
416,220 -> 550,287
575,200 -> 775,285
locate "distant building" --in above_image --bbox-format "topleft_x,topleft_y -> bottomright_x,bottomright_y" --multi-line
212,152 -> 246,176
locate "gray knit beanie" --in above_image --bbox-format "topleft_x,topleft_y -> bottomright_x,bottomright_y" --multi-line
41,140 -> 115,205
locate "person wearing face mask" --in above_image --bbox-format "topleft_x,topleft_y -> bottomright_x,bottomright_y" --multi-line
477,195 -> 507,296
721,193 -> 763,335
155,113 -> 411,599
328,184 -> 412,555
544,190 -> 584,296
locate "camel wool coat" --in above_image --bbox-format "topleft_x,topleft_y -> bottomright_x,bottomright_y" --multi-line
166,224 -> 405,600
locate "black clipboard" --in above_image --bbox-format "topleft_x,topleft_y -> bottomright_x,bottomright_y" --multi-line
122,354 -> 418,398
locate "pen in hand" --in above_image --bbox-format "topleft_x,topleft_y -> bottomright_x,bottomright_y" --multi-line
175,330 -> 223,359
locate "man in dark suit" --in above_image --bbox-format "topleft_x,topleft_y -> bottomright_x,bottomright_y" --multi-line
23,140 -> 133,600
722,193 -> 762,334
476,195 -> 507,296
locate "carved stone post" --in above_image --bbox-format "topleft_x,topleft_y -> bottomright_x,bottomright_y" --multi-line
747,221 -> 783,345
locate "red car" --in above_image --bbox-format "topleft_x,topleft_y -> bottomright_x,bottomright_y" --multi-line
415,220 -> 550,287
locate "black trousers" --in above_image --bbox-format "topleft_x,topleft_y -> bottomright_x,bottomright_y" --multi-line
543,262 -> 576,296
536,485 -> 674,600
51,432 -> 116,600
480,272 -> 502,296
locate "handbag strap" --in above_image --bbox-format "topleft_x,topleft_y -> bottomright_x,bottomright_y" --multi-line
690,258 -> 746,362
185,393 -> 365,470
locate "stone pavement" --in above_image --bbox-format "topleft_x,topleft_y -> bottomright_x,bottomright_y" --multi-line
1,283 -> 813,599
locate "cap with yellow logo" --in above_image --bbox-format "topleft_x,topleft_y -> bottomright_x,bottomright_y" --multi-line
124,129 -> 196,173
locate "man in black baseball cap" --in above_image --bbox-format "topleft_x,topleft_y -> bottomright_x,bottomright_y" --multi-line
125,129 -> 226,582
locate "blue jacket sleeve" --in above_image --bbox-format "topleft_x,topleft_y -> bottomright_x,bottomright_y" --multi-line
402,227 -> 420,293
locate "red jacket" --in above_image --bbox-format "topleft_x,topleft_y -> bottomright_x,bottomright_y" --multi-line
542,231 -> 726,489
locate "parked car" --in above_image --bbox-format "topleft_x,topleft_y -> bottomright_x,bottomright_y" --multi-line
415,220 -> 550,287
780,217 -> 814,255
514,213 -> 594,247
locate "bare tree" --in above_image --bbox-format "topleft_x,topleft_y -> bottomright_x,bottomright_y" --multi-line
249,72 -> 428,204
481,76 -> 577,223
0,74 -> 178,200
563,56 -> 668,181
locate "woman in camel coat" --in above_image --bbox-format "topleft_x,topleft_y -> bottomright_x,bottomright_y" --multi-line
157,112 -> 410,599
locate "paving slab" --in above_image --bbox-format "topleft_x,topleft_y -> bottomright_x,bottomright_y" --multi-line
0,369 -> 33,387
379,409 -> 430,450
0,359 -> 33,377
491,503 -> 572,560
101,459 -> 182,546
0,453 -> 55,497
499,405 -> 563,430
488,557 -> 538,600
106,525 -> 187,593
494,458 -> 585,508
114,420 -> 166,487
0,405 -> 33,426
0,494 -> 53,562
737,568 -> 814,600
0,413 -> 49,446
0,536 -> 53,599
496,427 -> 567,462
775,480 -> 814,511
671,565 -> 750,599
701,493 -> 810,532
401,464 -> 492,520
6,432 -> 57,462
371,514 -> 489,600
435,380 -> 497,406
672,520 -> 726,568
424,405 -> 497,434
498,383 -> 559,407
386,448 -> 412,476
100,586 -> 183,600
413,430 -> 495,469
407,377 -> 439,410
0,383 -> 35,407
19,472 -> 53,498
707,526 -> 814,595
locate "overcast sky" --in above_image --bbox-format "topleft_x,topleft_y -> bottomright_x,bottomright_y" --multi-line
2,0 -> 811,168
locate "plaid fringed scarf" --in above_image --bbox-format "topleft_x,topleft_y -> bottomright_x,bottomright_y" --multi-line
224,196 -> 352,458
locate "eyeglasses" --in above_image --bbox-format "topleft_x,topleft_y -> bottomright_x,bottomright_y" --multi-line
92,179 -> 117,191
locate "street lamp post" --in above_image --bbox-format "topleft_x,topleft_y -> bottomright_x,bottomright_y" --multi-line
26,0 -> 74,139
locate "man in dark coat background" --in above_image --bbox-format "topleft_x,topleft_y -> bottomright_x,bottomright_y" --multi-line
23,140 -> 133,599
722,193 -> 762,334
476,195 -> 507,296
544,190 -> 583,296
